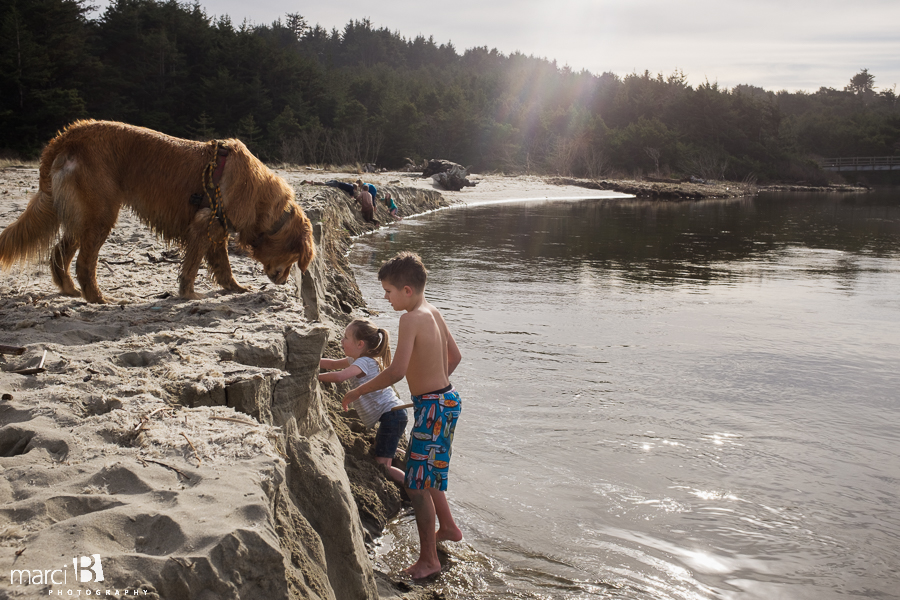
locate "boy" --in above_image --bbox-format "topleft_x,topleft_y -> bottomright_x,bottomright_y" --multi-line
356,179 -> 378,204
353,183 -> 376,224
342,251 -> 462,579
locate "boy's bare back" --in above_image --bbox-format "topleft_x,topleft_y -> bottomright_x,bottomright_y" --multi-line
401,300 -> 455,395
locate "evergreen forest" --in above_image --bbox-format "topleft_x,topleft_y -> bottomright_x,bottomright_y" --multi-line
2,0 -> 899,182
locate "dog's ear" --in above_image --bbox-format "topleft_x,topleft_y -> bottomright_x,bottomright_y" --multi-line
286,210 -> 315,273
297,252 -> 313,273
295,230 -> 315,273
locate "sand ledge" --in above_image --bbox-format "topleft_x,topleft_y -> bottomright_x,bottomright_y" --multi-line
0,166 -> 454,599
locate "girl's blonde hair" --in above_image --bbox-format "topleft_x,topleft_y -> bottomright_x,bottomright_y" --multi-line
348,319 -> 392,369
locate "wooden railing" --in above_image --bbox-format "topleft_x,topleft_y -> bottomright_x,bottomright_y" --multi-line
821,156 -> 900,171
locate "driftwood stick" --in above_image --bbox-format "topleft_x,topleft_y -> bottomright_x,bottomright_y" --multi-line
0,345 -> 26,356
139,458 -> 190,480
181,432 -> 201,466
391,403 -> 414,411
13,350 -> 47,375
209,415 -> 258,426
133,407 -> 173,431
99,260 -> 115,275
272,443 -> 289,459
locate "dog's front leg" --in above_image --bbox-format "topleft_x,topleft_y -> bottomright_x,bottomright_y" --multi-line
206,242 -> 248,293
179,211 -> 215,300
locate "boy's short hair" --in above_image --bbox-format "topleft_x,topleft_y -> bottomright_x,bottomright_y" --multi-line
378,251 -> 427,292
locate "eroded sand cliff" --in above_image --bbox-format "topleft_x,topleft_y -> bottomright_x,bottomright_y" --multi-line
0,167 -> 448,599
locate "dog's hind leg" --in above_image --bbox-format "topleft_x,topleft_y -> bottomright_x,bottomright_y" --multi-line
50,233 -> 80,297
50,152 -> 120,303
205,242 -> 248,293
74,216 -> 119,304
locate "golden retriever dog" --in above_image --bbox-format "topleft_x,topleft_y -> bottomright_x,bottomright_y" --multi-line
0,120 -> 314,303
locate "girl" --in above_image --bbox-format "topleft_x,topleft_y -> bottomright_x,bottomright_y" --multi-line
319,319 -> 408,483
382,192 -> 402,220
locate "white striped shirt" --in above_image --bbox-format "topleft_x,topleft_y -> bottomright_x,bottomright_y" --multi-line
348,356 -> 402,428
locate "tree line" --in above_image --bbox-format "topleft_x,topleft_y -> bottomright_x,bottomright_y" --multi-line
2,0 -> 899,182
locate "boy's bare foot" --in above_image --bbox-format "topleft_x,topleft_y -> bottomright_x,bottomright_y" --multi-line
435,526 -> 463,542
404,558 -> 442,580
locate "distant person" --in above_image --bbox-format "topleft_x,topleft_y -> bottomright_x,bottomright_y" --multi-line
319,319 -> 408,483
304,179 -> 359,197
357,179 -> 378,204
342,252 -> 463,579
323,179 -> 356,195
354,183 -> 377,224
383,191 -> 402,220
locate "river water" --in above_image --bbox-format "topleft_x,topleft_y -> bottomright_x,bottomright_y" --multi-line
348,190 -> 900,599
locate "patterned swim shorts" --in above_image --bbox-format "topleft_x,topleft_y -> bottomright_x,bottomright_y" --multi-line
405,386 -> 461,491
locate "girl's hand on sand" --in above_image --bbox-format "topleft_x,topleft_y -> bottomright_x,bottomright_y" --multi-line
342,389 -> 360,411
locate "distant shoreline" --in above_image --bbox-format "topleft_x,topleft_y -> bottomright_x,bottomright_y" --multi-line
280,166 -> 872,206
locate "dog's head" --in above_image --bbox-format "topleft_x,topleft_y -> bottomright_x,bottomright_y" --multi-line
218,141 -> 316,285
250,205 -> 316,285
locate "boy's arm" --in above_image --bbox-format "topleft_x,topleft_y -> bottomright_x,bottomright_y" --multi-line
435,310 -> 462,376
320,357 -> 351,370
343,314 -> 416,405
447,328 -> 462,376
318,364 -> 362,384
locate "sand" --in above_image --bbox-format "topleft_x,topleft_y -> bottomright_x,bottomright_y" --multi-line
0,164 -> 443,599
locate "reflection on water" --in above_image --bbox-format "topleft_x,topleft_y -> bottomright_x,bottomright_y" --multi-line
351,190 -> 900,599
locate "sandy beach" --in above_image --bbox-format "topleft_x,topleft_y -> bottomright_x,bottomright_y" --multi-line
0,164 -> 439,599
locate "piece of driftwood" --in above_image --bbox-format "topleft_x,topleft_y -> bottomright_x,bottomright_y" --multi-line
134,407 -> 173,431
401,157 -> 426,172
391,403 -> 414,412
421,159 -> 462,178
13,350 -> 46,375
139,458 -> 190,480
433,166 -> 477,191
209,415 -> 258,426
0,345 -> 26,356
181,432 -> 201,466
421,159 -> 477,191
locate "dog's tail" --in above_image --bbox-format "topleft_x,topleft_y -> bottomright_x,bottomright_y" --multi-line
0,187 -> 59,270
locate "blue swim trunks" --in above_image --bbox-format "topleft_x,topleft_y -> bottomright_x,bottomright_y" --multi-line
405,385 -> 461,491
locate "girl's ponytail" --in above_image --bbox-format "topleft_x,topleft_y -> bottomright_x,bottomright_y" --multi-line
348,319 -> 392,370
373,328 -> 392,369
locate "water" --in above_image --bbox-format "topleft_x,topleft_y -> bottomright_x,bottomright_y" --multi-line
348,190 -> 900,599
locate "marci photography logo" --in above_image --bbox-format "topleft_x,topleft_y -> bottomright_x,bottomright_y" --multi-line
9,554 -> 102,586
8,553 -> 148,595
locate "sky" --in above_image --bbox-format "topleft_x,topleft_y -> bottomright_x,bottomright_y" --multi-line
90,0 -> 900,93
